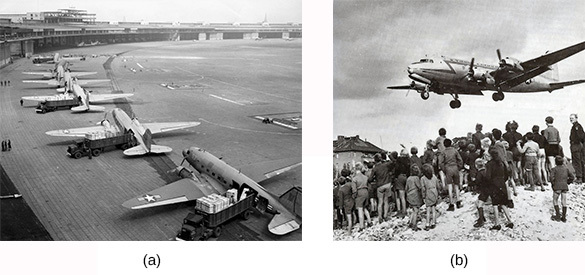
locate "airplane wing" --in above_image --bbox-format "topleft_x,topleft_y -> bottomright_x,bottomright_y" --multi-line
520,41 -> 585,72
499,41 -> 585,90
387,84 -> 425,90
141,122 -> 201,134
549,80 -> 585,90
23,79 -> 59,86
88,93 -> 134,102
74,79 -> 110,86
69,72 -> 97,78
21,95 -> 59,102
122,174 -> 223,209
45,126 -> 107,137
22,72 -> 53,78
237,157 -> 302,184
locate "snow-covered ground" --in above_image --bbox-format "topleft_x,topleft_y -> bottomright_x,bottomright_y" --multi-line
334,183 -> 585,241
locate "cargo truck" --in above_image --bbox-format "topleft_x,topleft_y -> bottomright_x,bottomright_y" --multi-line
36,98 -> 80,114
176,192 -> 257,241
67,132 -> 136,158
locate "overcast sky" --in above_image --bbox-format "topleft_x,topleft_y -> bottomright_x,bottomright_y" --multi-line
0,0 -> 301,23
334,0 -> 585,154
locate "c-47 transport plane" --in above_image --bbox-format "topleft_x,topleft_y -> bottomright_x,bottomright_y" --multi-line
123,147 -> 302,235
387,41 -> 585,109
45,108 -> 200,156
23,69 -> 109,89
21,81 -> 134,112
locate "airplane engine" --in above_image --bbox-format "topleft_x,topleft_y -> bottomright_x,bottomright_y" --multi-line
480,74 -> 496,86
500,57 -> 524,72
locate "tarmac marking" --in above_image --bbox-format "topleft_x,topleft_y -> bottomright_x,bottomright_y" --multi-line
136,63 -> 144,69
175,66 -> 300,103
209,94 -> 245,106
199,118 -> 301,136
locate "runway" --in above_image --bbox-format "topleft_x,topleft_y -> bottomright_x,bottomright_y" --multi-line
0,39 -> 301,241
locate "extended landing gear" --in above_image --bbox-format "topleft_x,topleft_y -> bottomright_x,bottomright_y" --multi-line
449,93 -> 461,109
419,84 -> 431,100
492,92 -> 505,101
449,99 -> 461,109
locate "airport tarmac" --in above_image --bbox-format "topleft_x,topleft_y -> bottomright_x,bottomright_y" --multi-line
0,39 -> 301,241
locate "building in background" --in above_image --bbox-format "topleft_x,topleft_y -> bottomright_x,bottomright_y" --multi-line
333,135 -> 384,177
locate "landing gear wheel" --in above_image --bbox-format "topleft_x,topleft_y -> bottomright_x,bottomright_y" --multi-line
492,92 -> 504,101
420,91 -> 430,100
449,100 -> 461,109
212,226 -> 222,238
91,149 -> 101,157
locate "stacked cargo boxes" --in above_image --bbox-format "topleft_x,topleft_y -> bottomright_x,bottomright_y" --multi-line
195,193 -> 232,214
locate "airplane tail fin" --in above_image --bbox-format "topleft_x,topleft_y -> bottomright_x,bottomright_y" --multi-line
123,144 -> 172,156
542,64 -> 559,82
143,129 -> 152,152
71,105 -> 105,112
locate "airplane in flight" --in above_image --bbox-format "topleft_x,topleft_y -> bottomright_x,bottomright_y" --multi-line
45,108 -> 200,156
23,69 -> 109,89
21,80 -> 134,112
122,147 -> 302,235
387,41 -> 585,109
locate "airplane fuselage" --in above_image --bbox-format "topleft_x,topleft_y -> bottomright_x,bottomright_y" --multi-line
109,108 -> 146,142
185,147 -> 298,221
408,56 -> 557,94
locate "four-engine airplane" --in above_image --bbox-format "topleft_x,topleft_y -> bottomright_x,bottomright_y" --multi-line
45,108 -> 200,156
387,41 -> 585,109
122,147 -> 302,235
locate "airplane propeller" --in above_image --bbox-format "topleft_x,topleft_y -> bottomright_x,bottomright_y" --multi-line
466,57 -> 475,81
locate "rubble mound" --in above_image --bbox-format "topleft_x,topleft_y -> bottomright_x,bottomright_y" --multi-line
334,184 -> 585,241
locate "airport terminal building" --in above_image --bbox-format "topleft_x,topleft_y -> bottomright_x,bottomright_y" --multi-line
0,7 -> 301,67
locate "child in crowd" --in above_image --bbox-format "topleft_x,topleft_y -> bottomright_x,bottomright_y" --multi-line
406,165 -> 423,231
502,141 -> 517,208
486,148 -> 514,230
394,149 -> 410,218
550,156 -> 574,222
466,143 -> 480,193
473,158 -> 489,227
338,168 -> 355,234
421,164 -> 440,230
410,146 -> 423,171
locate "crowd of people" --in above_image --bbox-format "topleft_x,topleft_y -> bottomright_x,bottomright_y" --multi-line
334,114 -> 585,234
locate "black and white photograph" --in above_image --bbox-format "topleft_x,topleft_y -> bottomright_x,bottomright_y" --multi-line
333,0 -> 585,241
0,0 -> 301,243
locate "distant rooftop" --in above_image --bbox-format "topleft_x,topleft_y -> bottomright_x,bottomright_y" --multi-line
333,135 -> 384,154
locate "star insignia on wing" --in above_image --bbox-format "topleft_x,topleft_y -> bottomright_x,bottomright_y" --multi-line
138,194 -> 161,203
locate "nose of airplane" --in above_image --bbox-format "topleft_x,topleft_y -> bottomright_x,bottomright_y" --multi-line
182,148 -> 190,157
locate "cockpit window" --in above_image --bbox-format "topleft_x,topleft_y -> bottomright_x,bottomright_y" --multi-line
414,59 -> 434,64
